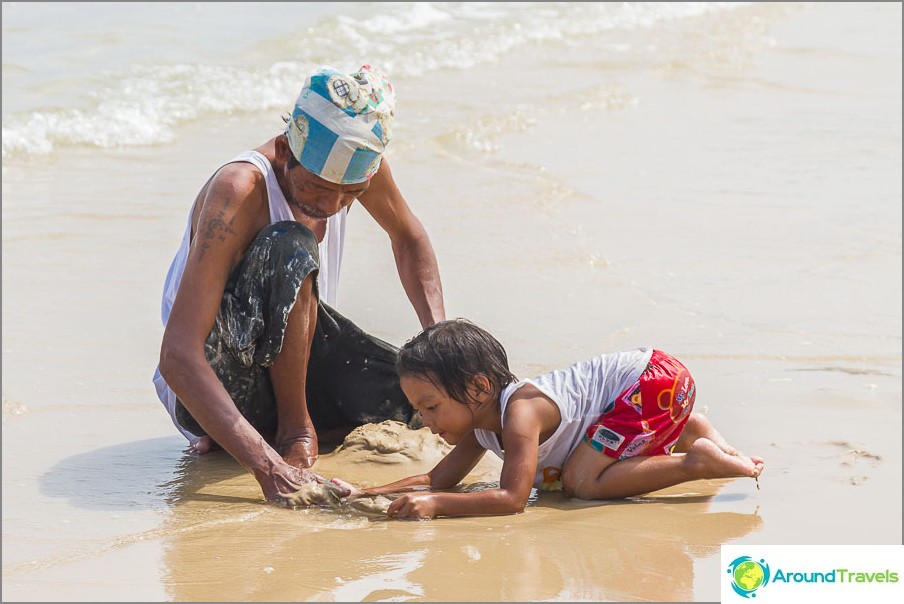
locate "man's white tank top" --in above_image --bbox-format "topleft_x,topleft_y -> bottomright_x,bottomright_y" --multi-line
153,150 -> 347,441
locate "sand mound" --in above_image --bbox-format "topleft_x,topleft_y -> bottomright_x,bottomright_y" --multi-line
284,421 -> 455,516
331,420 -> 453,463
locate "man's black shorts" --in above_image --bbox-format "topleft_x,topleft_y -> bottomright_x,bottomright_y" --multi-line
175,221 -> 413,437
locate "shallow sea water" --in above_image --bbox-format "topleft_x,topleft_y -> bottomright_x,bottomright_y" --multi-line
2,2 -> 900,601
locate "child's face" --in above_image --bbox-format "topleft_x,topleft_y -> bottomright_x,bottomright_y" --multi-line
400,374 -> 474,445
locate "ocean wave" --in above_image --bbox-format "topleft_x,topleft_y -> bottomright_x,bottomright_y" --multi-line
2,2 -> 748,158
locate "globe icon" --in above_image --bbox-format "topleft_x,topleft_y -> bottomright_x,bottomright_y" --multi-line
733,560 -> 765,592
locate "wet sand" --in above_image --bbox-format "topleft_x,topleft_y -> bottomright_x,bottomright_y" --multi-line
2,2 -> 901,602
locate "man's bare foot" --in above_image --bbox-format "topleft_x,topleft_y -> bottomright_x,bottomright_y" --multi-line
187,435 -> 220,455
277,428 -> 319,469
684,438 -> 765,480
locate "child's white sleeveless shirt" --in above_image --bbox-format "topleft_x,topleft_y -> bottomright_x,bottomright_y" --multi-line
473,347 -> 653,490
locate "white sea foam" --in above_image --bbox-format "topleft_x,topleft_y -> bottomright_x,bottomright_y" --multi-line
1,2 -> 748,157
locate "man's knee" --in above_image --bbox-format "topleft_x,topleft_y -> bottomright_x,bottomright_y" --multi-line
250,221 -> 320,271
256,220 -> 317,247
214,221 -> 321,369
239,220 -> 321,304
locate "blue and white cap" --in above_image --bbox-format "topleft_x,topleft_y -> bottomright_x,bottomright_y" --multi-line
285,65 -> 396,184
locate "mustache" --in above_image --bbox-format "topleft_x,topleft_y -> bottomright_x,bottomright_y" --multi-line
290,199 -> 330,220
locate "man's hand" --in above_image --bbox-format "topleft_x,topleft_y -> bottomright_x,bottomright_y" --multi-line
262,463 -> 325,506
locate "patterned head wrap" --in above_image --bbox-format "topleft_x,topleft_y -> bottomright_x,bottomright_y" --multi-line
285,65 -> 395,184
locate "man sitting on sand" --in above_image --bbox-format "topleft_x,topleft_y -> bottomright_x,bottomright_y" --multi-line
153,65 -> 445,504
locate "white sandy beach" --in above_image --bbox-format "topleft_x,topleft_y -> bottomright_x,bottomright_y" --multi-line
2,2 -> 901,601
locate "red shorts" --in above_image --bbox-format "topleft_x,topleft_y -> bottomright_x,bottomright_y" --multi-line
584,350 -> 695,460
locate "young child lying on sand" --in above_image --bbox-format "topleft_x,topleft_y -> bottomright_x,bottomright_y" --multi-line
332,319 -> 764,519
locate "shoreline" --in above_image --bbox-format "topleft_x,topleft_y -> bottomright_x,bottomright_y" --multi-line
2,2 -> 900,601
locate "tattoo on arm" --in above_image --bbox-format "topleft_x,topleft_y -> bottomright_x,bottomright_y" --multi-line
197,210 -> 236,261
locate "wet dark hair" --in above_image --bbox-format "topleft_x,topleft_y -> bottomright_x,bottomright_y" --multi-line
397,319 -> 517,406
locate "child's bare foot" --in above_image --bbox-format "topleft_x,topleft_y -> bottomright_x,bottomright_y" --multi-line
676,413 -> 741,456
685,438 -> 764,480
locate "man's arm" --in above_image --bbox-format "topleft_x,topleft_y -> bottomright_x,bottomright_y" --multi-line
358,159 -> 446,328
158,164 -> 316,503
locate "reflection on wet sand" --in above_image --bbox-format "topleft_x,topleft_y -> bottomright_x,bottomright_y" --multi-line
158,423 -> 762,601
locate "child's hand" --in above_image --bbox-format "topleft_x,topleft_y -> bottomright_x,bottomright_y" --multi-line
386,493 -> 437,519
328,478 -> 363,499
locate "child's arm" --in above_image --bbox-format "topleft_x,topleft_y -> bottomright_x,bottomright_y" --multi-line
332,434 -> 488,498
387,400 -> 543,519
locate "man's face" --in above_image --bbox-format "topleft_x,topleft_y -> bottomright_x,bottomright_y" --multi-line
284,159 -> 370,220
